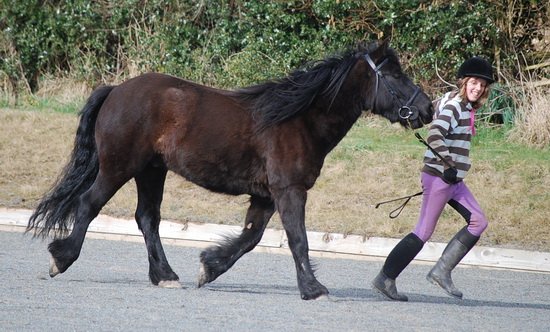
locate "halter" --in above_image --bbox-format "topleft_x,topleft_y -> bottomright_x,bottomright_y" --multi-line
364,53 -> 421,120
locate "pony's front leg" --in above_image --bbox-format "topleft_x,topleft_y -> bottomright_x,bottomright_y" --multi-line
198,195 -> 275,287
275,187 -> 329,300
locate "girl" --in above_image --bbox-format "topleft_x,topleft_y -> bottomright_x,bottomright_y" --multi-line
372,57 -> 495,301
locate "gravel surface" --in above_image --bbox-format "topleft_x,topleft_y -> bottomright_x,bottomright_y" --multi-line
2,231 -> 549,331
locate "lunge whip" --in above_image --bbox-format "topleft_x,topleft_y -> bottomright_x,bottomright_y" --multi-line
414,132 -> 454,169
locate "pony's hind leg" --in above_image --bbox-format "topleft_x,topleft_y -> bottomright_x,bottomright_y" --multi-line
48,172 -> 126,277
198,195 -> 275,287
134,164 -> 180,288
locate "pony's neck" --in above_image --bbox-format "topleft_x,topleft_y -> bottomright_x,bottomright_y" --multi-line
307,95 -> 364,155
308,62 -> 368,154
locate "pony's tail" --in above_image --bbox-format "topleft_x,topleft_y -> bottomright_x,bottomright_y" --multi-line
27,85 -> 115,238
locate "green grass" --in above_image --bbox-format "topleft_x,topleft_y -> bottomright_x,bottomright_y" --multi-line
2,100 -> 79,114
13,96 -> 83,114
331,117 -> 425,156
472,127 -> 550,183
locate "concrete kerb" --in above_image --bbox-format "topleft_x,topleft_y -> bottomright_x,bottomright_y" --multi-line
1,207 -> 549,273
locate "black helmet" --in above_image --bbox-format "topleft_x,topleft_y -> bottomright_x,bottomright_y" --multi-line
457,56 -> 495,84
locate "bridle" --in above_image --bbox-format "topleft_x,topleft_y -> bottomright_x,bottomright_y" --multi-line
364,53 -> 421,121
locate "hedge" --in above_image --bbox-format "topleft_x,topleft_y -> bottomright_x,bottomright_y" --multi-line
1,0 -> 547,94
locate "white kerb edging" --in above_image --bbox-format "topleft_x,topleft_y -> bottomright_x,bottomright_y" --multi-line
1,208 -> 548,273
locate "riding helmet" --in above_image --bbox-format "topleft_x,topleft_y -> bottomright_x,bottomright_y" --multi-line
457,56 -> 495,84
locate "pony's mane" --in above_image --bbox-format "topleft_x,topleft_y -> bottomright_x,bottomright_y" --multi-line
233,43 -> 381,129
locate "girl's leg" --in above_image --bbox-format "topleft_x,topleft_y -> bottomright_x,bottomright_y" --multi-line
372,233 -> 424,301
372,172 -> 452,301
413,172 -> 454,241
427,182 -> 487,298
447,182 -> 488,236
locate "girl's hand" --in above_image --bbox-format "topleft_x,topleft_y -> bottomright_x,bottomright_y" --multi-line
443,167 -> 458,184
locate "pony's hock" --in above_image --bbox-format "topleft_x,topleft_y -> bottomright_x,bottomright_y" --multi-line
27,40 -> 433,300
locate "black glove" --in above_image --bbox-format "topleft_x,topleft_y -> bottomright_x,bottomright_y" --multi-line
443,167 -> 458,184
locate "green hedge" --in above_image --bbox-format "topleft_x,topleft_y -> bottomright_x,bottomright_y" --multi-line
0,0 -> 546,94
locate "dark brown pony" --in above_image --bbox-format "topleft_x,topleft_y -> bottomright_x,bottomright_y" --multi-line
27,40 -> 433,300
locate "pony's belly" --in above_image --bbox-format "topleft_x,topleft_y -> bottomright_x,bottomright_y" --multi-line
172,163 -> 269,198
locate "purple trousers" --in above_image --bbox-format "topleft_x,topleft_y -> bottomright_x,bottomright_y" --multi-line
413,172 -> 488,242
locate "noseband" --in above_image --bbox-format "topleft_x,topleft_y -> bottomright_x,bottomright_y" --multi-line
365,53 -> 421,120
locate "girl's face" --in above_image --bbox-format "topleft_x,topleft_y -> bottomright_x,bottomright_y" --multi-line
465,77 -> 488,103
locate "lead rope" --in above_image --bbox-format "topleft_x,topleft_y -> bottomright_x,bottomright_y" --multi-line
375,132 -> 450,218
375,191 -> 423,219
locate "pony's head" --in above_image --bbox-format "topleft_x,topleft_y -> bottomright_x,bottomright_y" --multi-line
360,40 -> 433,129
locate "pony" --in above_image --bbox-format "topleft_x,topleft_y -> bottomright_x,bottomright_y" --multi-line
27,40 -> 433,300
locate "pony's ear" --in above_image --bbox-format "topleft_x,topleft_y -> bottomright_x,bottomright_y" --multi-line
370,38 -> 389,59
377,38 -> 390,53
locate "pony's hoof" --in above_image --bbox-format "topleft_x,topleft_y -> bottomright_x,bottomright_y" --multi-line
49,256 -> 60,278
300,281 -> 330,300
314,294 -> 330,301
197,264 -> 209,288
158,280 -> 182,288
301,292 -> 329,300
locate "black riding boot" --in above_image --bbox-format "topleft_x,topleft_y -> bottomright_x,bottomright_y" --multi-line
426,226 -> 479,299
372,233 -> 424,301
